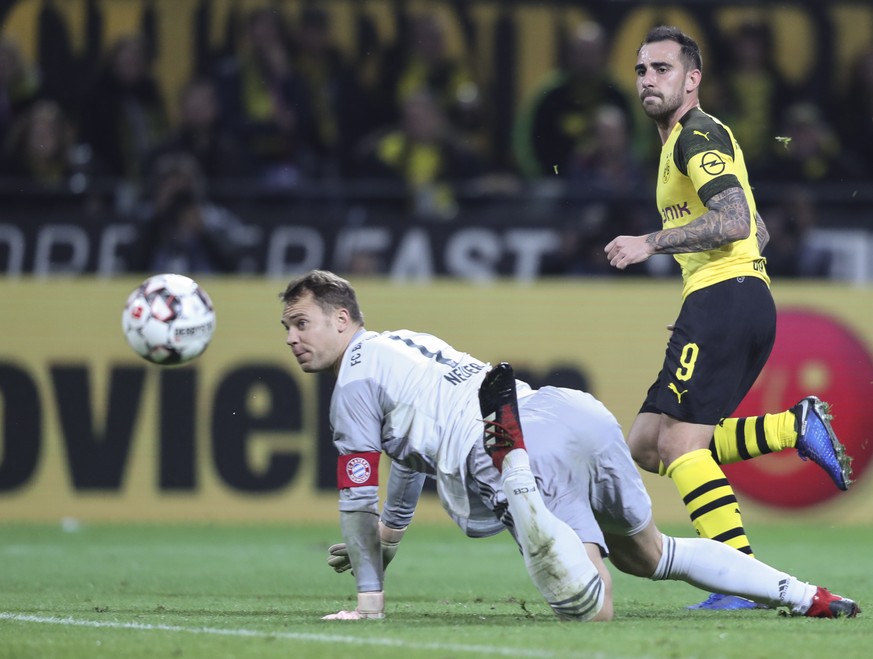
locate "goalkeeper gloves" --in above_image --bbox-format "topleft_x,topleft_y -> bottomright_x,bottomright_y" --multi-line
327,521 -> 407,573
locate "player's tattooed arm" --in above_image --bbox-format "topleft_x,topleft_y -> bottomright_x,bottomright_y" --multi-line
755,210 -> 770,253
646,187 -> 752,254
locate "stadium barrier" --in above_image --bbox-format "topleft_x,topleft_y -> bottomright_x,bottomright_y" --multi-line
1,277 -> 871,525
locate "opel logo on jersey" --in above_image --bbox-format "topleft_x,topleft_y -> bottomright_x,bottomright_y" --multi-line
700,151 -> 726,176
346,457 -> 372,484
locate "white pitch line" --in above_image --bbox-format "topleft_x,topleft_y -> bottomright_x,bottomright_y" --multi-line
0,612 -> 573,658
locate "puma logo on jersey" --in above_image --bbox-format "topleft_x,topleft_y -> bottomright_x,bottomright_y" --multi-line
668,382 -> 688,403
693,130 -> 711,141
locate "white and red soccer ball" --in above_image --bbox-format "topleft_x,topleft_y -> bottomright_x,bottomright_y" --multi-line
122,273 -> 215,365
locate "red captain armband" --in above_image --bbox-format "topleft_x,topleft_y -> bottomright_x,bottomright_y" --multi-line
337,452 -> 380,489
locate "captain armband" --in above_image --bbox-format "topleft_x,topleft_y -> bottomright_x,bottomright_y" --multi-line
337,451 -> 381,489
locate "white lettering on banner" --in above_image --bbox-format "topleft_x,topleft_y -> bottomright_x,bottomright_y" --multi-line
505,229 -> 562,281
0,225 -> 25,275
443,228 -> 561,281
0,222 -> 567,278
446,228 -> 502,280
97,224 -> 139,276
389,229 -> 434,281
34,225 -> 89,276
265,226 -> 324,276
334,227 -> 391,271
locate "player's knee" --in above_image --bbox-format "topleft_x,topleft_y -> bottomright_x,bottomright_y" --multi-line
627,433 -> 660,473
626,415 -> 662,473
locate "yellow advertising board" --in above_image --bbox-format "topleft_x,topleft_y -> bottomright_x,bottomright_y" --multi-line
1,277 -> 872,526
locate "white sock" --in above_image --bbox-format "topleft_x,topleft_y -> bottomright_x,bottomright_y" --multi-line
501,450 -> 604,620
653,534 -> 816,612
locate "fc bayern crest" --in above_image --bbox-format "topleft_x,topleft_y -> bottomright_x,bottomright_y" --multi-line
346,457 -> 372,484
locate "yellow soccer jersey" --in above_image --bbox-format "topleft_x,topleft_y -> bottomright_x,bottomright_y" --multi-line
656,107 -> 769,298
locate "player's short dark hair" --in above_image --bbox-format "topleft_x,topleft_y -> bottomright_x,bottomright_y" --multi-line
280,270 -> 364,324
639,25 -> 702,72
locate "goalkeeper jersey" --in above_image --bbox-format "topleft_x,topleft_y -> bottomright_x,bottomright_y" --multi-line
657,107 -> 769,298
330,328 -> 531,521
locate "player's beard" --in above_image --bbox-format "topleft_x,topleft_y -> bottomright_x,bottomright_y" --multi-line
640,89 -> 683,123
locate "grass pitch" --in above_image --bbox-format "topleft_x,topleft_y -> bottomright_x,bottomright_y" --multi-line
0,521 -> 870,659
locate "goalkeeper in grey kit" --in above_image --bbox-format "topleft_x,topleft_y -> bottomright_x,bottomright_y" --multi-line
279,269 -> 859,621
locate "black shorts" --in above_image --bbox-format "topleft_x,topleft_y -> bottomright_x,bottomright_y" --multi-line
640,276 -> 776,425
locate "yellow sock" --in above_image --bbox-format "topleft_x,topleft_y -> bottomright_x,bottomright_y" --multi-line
710,410 -> 797,464
666,449 -> 754,556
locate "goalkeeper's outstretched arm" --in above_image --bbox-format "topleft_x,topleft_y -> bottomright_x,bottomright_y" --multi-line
327,461 -> 426,575
381,459 -> 426,529
323,486 -> 385,620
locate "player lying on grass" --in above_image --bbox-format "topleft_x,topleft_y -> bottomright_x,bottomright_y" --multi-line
278,269 -> 860,621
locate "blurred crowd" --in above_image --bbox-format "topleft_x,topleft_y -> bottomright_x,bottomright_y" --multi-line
0,4 -> 869,277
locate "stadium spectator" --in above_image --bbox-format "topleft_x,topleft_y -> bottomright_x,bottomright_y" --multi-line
759,186 -> 831,278
148,78 -> 251,180
352,89 -> 485,221
836,43 -> 873,174
128,152 -> 254,274
604,27 -> 853,612
1,98 -> 75,186
0,36 -> 42,145
568,104 -> 649,194
707,20 -> 795,179
213,6 -> 315,185
513,21 -> 636,179
372,10 -> 484,151
768,102 -> 868,183
552,91 -> 654,278
541,203 -> 660,278
291,6 -> 374,178
78,34 -> 169,181
278,269 -> 860,622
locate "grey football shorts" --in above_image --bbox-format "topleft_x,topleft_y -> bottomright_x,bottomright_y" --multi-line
467,386 -> 652,556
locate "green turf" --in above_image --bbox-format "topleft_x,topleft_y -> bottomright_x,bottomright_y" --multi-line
0,522 -> 870,659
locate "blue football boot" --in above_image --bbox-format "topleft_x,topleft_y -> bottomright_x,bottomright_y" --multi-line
688,593 -> 768,610
794,396 -> 852,491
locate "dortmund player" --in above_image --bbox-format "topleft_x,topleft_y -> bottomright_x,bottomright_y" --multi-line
604,26 -> 853,610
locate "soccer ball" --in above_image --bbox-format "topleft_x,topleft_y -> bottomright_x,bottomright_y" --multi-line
122,273 -> 216,365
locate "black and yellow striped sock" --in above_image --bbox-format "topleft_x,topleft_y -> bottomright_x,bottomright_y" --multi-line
666,448 -> 753,556
710,410 -> 797,464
